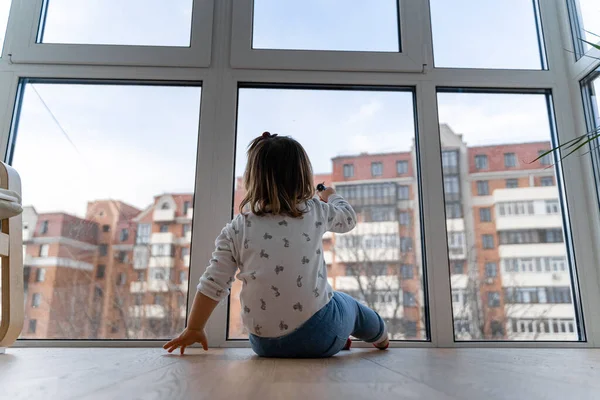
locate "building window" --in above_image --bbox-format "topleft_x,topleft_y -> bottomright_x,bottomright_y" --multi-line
40,220 -> 49,234
444,176 -> 460,200
400,237 -> 412,252
179,271 -> 187,283
181,247 -> 190,261
182,224 -> 192,235
96,265 -> 106,279
538,150 -> 552,165
134,294 -> 143,306
28,319 -> 37,333
39,244 -> 49,257
102,224 -> 110,233
505,179 -> 518,188
160,224 -> 169,233
94,287 -> 104,299
397,185 -> 410,200
117,272 -> 127,286
403,320 -> 418,337
137,271 -> 145,281
399,211 -> 411,226
485,262 -> 497,278
476,180 -> 489,195
475,154 -> 488,170
479,207 -> 491,222
504,152 -> 517,168
482,234 -> 495,249
343,164 -> 354,178
99,244 -> 108,256
442,150 -> 458,170
161,202 -> 170,210
183,201 -> 191,215
453,262 -> 464,275
31,293 -> 42,308
35,268 -> 46,282
403,292 -> 416,307
120,228 -> 129,242
117,251 -> 128,263
396,160 -> 408,175
488,292 -> 501,307
371,162 -> 383,177
401,265 -> 414,279
540,176 -> 554,186
136,224 -> 151,244
446,203 -> 462,219
545,200 -> 559,214
154,294 -> 163,306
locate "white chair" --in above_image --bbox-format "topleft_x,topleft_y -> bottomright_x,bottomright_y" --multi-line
0,162 -> 23,353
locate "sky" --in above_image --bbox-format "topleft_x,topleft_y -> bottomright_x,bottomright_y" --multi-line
0,1 -> 597,216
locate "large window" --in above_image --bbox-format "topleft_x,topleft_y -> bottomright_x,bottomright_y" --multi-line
231,86 -> 427,341
437,90 -> 582,341
39,0 -> 193,46
429,0 -> 546,69
0,0 -> 597,350
11,81 -> 201,340
567,0 -> 600,58
252,0 -> 399,52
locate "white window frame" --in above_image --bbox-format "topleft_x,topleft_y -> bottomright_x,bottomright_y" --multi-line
230,0 -> 426,72
3,0 -> 215,67
3,0 -> 600,349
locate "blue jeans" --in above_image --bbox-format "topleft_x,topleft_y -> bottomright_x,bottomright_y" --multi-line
249,291 -> 385,358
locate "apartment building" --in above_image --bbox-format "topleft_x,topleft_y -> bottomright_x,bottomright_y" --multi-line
18,125 -> 576,341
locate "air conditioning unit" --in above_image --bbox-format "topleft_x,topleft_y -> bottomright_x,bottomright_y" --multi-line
552,273 -> 561,281
485,278 -> 494,285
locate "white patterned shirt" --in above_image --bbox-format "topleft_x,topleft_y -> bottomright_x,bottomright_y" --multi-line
197,194 -> 357,337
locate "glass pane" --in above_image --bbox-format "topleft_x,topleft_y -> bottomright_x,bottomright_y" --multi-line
572,0 -> 600,53
12,82 -> 200,339
39,0 -> 193,46
229,87 -> 427,341
438,91 -> 581,341
582,70 -> 600,214
430,0 -> 544,69
252,0 -> 399,52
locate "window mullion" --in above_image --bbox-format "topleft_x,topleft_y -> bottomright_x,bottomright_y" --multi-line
416,81 -> 454,347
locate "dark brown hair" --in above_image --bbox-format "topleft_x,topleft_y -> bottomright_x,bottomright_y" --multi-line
240,132 -> 314,217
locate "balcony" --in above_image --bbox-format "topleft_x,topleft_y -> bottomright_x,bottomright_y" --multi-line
448,246 -> 466,260
498,243 -> 565,259
323,250 -> 333,265
494,186 -> 558,203
150,232 -> 175,244
130,282 -> 147,293
502,271 -> 571,287
334,275 -> 401,291
149,256 -> 175,268
504,304 -> 575,320
129,305 -> 165,318
153,208 -> 175,222
496,215 -> 562,231
186,208 -> 193,219
183,254 -> 190,267
147,280 -> 169,292
334,248 -> 400,263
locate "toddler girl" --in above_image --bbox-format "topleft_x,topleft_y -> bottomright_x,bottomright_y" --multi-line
164,132 -> 389,357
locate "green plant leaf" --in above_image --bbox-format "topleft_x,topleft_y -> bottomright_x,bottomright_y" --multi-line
531,126 -> 600,163
581,39 -> 600,51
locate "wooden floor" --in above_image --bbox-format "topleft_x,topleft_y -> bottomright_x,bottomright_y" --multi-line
1,348 -> 599,400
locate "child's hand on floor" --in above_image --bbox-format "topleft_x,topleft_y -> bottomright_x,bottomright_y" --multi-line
163,328 -> 208,355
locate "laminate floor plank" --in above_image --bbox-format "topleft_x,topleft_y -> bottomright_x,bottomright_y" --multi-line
1,348 -> 599,400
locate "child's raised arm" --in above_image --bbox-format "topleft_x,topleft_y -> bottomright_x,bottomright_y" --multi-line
317,187 -> 357,233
